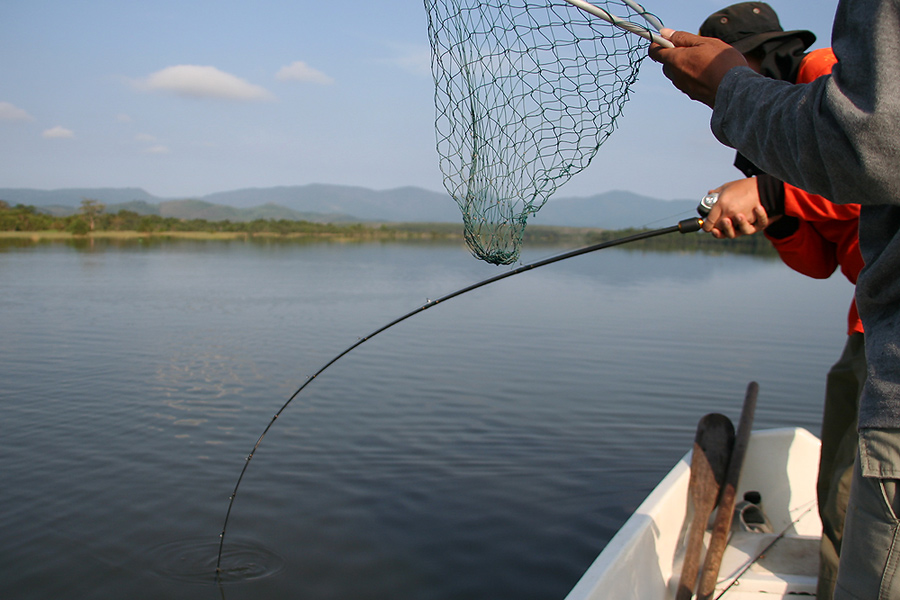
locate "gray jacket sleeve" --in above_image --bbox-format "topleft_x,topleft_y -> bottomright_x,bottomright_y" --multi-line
710,0 -> 900,207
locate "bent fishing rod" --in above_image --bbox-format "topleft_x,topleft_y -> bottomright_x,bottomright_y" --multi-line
215,215 -> 704,577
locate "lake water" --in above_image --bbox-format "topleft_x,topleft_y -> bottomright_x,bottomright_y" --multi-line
0,237 -> 854,600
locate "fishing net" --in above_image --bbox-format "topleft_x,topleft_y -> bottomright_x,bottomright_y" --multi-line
425,0 -> 655,264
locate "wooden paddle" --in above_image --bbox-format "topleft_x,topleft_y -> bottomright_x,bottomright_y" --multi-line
696,382 -> 759,600
675,413 -> 735,600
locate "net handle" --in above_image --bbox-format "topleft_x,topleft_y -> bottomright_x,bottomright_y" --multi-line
621,0 -> 663,30
563,0 -> 674,48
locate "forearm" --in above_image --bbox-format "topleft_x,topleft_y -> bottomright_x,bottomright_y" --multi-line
711,1 -> 900,207
712,70 -> 848,202
750,175 -> 794,239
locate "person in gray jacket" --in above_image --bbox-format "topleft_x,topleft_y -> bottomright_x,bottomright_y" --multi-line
649,1 -> 900,598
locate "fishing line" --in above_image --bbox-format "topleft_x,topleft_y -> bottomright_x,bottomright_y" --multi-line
712,499 -> 818,600
641,208 -> 698,229
214,216 -> 703,578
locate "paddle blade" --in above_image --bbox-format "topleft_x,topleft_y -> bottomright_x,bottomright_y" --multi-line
676,413 -> 735,600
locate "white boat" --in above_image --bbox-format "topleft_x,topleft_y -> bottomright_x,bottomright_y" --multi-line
565,427 -> 822,599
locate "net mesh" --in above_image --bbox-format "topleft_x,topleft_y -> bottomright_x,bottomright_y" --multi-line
425,0 -> 652,264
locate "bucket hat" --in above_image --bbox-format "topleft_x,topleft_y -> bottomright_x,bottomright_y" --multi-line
700,2 -> 816,54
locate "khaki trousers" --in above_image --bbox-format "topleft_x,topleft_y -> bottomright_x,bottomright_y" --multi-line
818,332 -> 866,600
835,428 -> 900,599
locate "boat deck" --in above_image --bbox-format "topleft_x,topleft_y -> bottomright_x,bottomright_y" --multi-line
709,505 -> 820,597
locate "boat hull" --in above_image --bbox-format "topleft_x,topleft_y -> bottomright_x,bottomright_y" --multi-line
565,427 -> 822,600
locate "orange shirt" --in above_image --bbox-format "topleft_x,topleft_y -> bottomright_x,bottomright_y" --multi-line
765,48 -> 864,335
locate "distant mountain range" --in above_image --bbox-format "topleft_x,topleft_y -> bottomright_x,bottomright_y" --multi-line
0,184 -> 699,229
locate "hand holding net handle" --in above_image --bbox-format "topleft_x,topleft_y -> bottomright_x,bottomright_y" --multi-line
564,0 -> 674,48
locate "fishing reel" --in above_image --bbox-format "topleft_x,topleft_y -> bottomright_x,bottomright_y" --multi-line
697,192 -> 718,217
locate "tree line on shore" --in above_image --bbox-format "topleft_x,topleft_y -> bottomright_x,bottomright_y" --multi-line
0,197 -> 776,256
0,198 -> 373,236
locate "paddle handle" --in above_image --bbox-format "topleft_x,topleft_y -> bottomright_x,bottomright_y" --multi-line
696,382 -> 759,600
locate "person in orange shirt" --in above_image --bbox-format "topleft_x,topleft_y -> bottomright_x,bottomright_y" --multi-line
696,5 -> 863,598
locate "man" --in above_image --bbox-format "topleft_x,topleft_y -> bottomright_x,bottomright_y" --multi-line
695,6 -> 863,598
649,1 -> 900,598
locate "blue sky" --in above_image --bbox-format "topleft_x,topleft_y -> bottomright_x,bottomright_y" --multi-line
0,0 -> 839,203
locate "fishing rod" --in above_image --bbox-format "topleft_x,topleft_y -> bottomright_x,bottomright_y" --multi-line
215,215 -> 704,578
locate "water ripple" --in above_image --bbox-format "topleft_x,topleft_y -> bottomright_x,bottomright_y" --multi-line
148,537 -> 284,584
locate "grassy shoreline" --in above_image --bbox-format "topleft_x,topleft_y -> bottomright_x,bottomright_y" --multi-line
0,223 -> 591,243
1,201 -> 776,255
0,226 -> 464,242
0,224 -> 778,256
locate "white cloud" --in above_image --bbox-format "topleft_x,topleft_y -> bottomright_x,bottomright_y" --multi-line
145,145 -> 170,154
0,102 -> 34,121
135,65 -> 274,101
275,61 -> 334,85
43,126 -> 75,139
383,44 -> 431,77
116,113 -> 133,123
135,133 -> 157,142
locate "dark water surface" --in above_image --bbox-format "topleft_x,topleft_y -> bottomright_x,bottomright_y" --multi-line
0,239 -> 853,599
